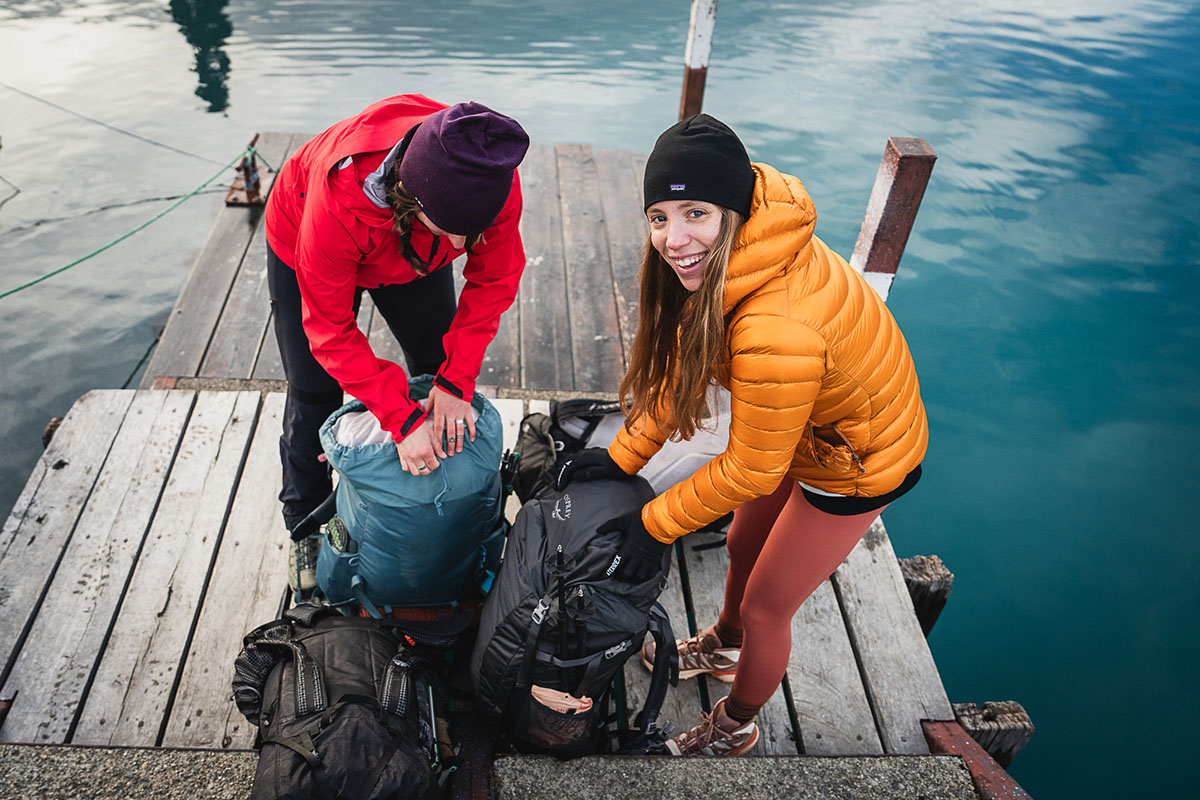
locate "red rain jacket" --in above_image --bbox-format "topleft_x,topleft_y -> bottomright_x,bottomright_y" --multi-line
265,94 -> 525,440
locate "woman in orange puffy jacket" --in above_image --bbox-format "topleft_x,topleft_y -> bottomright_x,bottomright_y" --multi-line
556,114 -> 928,756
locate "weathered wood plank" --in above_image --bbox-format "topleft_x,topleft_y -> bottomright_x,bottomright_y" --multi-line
250,310 -> 285,381
163,392 -> 289,749
622,546 -> 703,738
200,135 -> 303,379
952,701 -> 1034,769
899,554 -> 954,637
72,391 -> 260,746
683,531 -> 797,754
786,580 -> 883,755
479,251 -> 521,388
142,132 -> 293,387
494,398 -> 524,458
0,390 -> 135,685
593,148 -> 647,368
555,145 -> 623,392
516,146 -> 572,389
833,518 -> 954,754
0,390 -> 194,744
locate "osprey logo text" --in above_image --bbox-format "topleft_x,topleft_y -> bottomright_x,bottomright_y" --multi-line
552,493 -> 572,521
605,554 -> 622,577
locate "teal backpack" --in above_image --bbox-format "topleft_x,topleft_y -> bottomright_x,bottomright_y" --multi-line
315,376 -> 505,611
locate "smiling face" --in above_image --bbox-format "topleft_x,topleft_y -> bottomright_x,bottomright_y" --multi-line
646,199 -> 723,292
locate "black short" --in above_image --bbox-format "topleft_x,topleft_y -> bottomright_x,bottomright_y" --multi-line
799,464 -> 922,516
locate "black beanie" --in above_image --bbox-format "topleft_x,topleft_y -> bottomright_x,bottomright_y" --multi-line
643,114 -> 754,218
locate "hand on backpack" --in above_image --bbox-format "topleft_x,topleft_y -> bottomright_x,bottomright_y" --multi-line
597,510 -> 670,583
554,447 -> 627,490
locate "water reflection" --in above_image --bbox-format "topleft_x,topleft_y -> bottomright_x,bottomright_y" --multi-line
169,0 -> 232,113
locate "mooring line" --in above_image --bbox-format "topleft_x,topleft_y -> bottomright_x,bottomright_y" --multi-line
0,145 -> 259,300
0,79 -> 227,166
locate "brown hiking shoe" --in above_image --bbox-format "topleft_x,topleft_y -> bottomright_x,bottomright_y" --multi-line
666,697 -> 759,756
641,622 -> 739,682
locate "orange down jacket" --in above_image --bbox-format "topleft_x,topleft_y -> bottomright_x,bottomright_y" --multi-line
608,163 -> 928,543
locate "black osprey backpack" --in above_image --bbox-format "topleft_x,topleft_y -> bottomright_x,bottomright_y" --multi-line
511,398 -> 623,504
469,478 -> 678,757
232,603 -> 456,800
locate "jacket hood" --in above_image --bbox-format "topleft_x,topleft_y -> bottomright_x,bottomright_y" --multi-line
723,163 -> 816,315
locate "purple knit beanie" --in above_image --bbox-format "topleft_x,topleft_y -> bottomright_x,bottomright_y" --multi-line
397,102 -> 530,235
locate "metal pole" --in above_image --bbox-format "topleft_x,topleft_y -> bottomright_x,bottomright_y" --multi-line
849,137 -> 937,301
679,0 -> 718,120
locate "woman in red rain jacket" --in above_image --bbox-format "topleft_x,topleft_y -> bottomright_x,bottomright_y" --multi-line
264,94 -> 529,590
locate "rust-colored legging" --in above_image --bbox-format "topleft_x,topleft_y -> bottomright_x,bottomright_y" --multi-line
721,479 -> 887,709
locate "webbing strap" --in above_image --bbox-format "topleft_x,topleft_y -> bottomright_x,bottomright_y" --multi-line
352,738 -> 401,800
380,657 -> 412,718
635,603 -> 677,732
260,731 -> 339,800
289,641 -> 327,716
515,592 -> 553,687
351,575 -> 382,619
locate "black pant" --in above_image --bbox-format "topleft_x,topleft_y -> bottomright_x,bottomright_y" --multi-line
266,243 -> 457,529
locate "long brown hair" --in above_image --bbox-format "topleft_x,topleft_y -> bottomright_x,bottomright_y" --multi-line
619,208 -> 744,440
385,168 -> 483,275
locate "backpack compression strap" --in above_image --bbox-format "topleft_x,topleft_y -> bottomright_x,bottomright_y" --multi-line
635,603 -> 678,733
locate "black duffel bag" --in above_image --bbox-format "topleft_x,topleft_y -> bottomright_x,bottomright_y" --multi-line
233,602 -> 454,800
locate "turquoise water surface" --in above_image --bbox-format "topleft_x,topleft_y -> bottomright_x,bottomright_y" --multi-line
1,2 -> 1197,797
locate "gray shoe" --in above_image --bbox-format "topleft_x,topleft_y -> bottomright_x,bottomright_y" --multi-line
288,534 -> 321,594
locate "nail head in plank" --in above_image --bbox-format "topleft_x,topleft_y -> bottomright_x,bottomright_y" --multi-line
72,391 -> 260,746
833,518 -> 953,754
163,393 -> 290,749
556,144 -> 624,392
0,390 -> 194,744
0,390 -> 135,685
142,133 -> 294,387
517,145 -> 572,389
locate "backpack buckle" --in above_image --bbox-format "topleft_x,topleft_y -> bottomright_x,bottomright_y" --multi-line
532,598 -> 550,625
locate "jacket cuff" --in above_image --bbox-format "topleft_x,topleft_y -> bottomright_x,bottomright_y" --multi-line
435,368 -> 476,401
608,438 -> 649,477
395,405 -> 427,440
642,503 -> 679,545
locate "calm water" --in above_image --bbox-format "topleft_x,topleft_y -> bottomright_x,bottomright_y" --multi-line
2,1 -> 1197,795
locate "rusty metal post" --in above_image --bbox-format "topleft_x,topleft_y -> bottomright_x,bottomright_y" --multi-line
679,0 -> 718,120
850,137 -> 937,301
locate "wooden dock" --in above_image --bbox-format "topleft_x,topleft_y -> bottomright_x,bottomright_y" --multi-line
0,133 -> 1031,798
